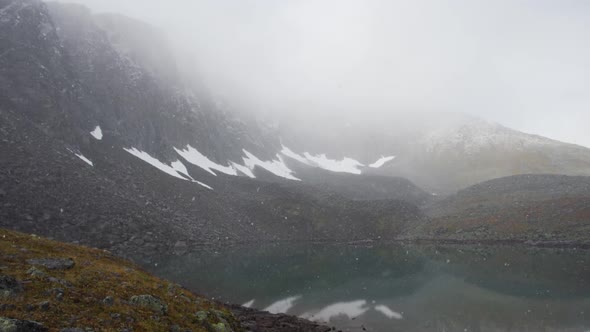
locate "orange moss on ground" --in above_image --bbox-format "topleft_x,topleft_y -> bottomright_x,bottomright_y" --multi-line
0,228 -> 240,331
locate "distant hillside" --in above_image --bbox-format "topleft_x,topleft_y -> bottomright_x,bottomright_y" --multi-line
279,113 -> 590,194
406,174 -> 590,245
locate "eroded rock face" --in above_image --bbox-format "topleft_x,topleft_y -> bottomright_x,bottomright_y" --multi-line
0,317 -> 47,332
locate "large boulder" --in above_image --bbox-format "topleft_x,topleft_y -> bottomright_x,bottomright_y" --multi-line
0,317 -> 47,332
129,295 -> 168,315
26,258 -> 75,270
0,275 -> 22,298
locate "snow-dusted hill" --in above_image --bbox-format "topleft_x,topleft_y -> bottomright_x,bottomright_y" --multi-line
278,113 -> 590,193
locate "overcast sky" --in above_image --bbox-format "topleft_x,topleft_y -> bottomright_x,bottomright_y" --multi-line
54,0 -> 590,147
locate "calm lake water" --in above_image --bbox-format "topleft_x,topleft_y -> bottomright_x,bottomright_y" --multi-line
152,243 -> 590,332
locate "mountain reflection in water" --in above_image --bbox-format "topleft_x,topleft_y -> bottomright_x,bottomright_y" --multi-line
152,243 -> 590,332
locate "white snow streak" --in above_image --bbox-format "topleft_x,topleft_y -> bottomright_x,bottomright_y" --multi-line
243,150 -> 300,181
374,305 -> 403,319
124,148 -> 213,190
195,181 -> 213,190
171,160 -> 191,178
280,145 -> 364,174
369,156 -> 396,168
175,145 -> 237,176
175,145 -> 298,181
75,153 -> 93,166
242,299 -> 255,308
231,162 -> 256,178
301,300 -> 369,322
264,295 -> 301,314
280,146 -> 312,165
125,148 -> 186,180
90,126 -> 103,140
303,153 -> 364,174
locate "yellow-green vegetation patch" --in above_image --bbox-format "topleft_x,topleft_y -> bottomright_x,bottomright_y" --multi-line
0,228 -> 241,332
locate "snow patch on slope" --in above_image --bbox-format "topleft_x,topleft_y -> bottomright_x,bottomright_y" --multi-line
264,295 -> 301,314
281,146 -> 312,165
67,148 -> 93,167
231,162 -> 256,178
194,180 -> 213,190
75,153 -> 93,166
171,160 -> 191,178
369,156 -> 395,168
124,148 -> 213,190
175,145 -> 298,181
303,153 -> 364,174
374,304 -> 403,319
243,150 -> 300,181
90,126 -> 103,140
125,148 -> 186,180
301,300 -> 369,322
242,299 -> 255,308
175,145 -> 237,176
280,146 -> 364,174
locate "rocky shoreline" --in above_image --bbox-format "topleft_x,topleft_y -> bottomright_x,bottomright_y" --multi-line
398,238 -> 590,249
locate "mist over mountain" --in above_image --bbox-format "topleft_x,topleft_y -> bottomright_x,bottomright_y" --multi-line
2,1 -> 590,331
52,0 -> 590,149
1,0 -> 589,251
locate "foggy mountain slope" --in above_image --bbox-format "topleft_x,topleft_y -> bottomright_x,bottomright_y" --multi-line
0,0 -> 430,198
43,1 -> 280,162
0,0 -> 428,259
3,0 -> 589,261
427,174 -> 590,218
279,113 -> 590,194
13,0 -> 589,199
0,102 -> 426,262
42,0 -> 425,199
281,157 -> 432,206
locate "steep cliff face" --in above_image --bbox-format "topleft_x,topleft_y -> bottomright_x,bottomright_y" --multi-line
1,0 -> 279,163
0,0 -> 426,261
0,0 -> 75,131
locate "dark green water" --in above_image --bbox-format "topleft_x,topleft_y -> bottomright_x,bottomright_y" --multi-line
152,244 -> 590,332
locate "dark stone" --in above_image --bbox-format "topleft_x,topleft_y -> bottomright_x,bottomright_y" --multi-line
0,304 -> 16,311
0,275 -> 23,298
102,296 -> 114,306
27,267 -> 47,278
27,258 -> 75,270
0,317 -> 48,332
129,295 -> 168,315
38,301 -> 50,311
173,241 -> 188,256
